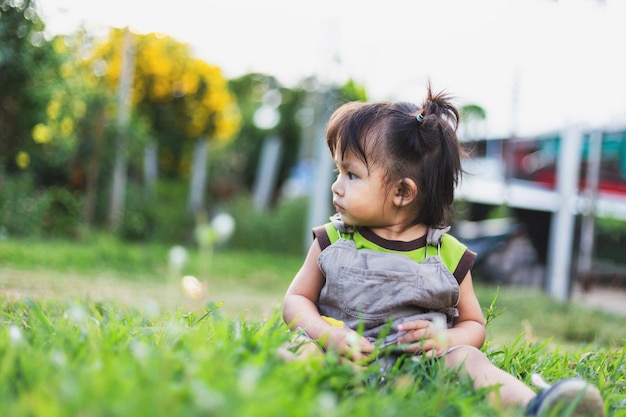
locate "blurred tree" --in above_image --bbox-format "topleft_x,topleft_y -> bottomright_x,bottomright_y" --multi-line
0,0 -> 57,175
459,103 -> 487,140
25,29 -> 130,225
213,75 -> 368,209
86,28 -> 241,221
89,29 -> 241,178
339,78 -> 368,102
20,26 -> 240,233
211,73 -> 307,205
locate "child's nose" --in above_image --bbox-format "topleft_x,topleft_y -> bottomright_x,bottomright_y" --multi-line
331,179 -> 342,196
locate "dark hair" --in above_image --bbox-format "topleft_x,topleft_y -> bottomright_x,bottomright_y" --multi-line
325,83 -> 465,227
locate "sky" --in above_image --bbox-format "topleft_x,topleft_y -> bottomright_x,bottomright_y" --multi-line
38,0 -> 626,138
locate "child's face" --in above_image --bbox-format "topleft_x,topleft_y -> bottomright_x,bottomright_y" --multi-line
331,148 -> 394,227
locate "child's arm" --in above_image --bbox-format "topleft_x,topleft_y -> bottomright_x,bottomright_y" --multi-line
283,239 -> 374,360
397,271 -> 486,355
446,271 -> 487,347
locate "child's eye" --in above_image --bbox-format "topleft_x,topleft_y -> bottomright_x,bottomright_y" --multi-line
333,167 -> 357,180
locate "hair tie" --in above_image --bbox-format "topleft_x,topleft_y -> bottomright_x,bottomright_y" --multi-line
416,114 -> 424,123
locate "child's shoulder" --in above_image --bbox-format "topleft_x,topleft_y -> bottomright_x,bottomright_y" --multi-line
441,231 -> 465,248
312,214 -> 351,251
440,232 -> 471,257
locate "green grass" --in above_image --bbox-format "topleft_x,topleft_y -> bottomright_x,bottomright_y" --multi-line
0,234 -> 302,289
1,236 -> 626,415
477,286 -> 626,349
2,236 -> 626,348
0,234 -> 172,279
1,297 -> 624,417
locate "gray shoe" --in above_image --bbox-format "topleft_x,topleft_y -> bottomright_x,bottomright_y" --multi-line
525,374 -> 604,416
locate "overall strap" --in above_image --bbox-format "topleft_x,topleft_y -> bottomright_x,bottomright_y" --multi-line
312,225 -> 331,251
313,214 -> 355,251
426,226 -> 451,257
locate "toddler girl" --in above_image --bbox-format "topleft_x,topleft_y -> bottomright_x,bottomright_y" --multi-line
282,83 -> 604,416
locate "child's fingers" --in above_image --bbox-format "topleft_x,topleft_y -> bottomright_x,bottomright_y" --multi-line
397,319 -> 432,332
397,322 -> 433,344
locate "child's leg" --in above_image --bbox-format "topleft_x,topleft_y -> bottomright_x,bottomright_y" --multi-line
444,345 -> 536,409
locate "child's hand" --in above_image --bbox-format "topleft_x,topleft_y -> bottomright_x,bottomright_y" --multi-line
323,327 -> 375,362
396,319 -> 451,357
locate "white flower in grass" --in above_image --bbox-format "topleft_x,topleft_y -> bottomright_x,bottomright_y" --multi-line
143,299 -> 160,319
233,319 -> 242,340
238,366 -> 261,395
51,349 -> 67,367
91,359 -> 103,372
131,340 -> 150,362
168,245 -> 188,274
65,303 -> 87,325
9,325 -> 23,344
318,392 -> 338,414
190,379 -> 225,411
211,212 -> 235,243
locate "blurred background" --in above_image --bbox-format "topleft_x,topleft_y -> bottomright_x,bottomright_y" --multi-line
2,0 -> 626,307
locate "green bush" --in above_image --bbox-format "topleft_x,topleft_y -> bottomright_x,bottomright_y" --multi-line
42,186 -> 84,238
595,216 -> 626,265
149,179 -> 196,243
224,195 -> 309,255
0,174 -> 83,238
118,184 -> 157,241
0,173 -> 46,237
115,179 -> 196,244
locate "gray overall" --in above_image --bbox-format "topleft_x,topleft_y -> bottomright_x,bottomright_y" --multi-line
317,226 -> 460,350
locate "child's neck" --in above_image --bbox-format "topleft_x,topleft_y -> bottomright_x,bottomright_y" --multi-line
367,223 -> 428,242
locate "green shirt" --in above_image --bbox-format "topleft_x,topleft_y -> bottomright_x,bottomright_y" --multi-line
313,223 -> 476,284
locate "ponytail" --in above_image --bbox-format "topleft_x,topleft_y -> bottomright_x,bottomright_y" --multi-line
413,83 -> 465,226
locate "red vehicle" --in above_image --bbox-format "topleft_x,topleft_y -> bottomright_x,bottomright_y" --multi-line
503,131 -> 626,197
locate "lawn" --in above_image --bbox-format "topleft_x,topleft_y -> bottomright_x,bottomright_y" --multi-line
1,236 -> 625,416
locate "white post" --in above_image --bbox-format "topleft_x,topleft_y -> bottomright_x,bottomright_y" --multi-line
546,126 -> 583,301
188,138 -> 209,214
143,139 -> 158,198
252,135 -> 283,211
305,89 -> 336,252
307,134 -> 334,230
578,130 -> 602,277
109,27 -> 135,230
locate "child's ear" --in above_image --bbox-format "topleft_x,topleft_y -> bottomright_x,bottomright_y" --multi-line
393,178 -> 417,207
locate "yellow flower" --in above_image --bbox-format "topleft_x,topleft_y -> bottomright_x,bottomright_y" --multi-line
52,37 -> 66,54
15,151 -> 30,169
73,100 -> 86,118
32,123 -> 52,144
60,117 -> 74,136
181,72 -> 199,95
86,28 -> 240,145
214,104 -> 241,141
152,78 -> 170,100
60,62 -> 73,78
47,99 -> 61,120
